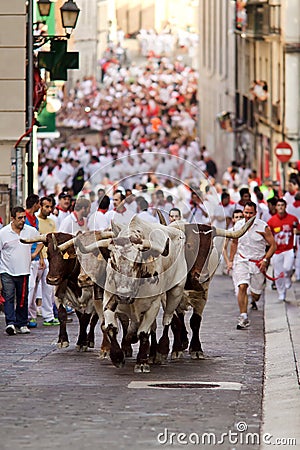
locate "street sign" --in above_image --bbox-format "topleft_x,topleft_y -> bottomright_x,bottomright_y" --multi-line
274,141 -> 293,163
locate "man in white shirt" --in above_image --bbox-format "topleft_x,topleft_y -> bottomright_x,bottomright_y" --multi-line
0,207 -> 39,335
59,197 -> 91,235
136,196 -> 158,223
54,192 -> 71,229
106,190 -> 135,226
186,191 -> 210,224
212,192 -> 235,229
87,195 -> 110,231
228,202 -> 276,329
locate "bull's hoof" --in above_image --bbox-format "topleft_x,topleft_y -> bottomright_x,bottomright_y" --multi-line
76,344 -> 88,352
57,341 -> 69,349
154,352 -> 168,365
134,363 -> 150,373
171,350 -> 184,360
110,351 -> 125,368
98,349 -> 109,360
87,341 -> 95,348
190,350 -> 205,360
123,347 -> 133,358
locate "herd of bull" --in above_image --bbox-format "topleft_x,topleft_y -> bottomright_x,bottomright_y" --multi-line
22,216 -> 253,373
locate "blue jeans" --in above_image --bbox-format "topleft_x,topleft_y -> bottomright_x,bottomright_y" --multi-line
1,273 -> 29,328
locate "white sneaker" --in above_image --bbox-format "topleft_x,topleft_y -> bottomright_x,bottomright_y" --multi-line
16,326 -> 31,334
36,306 -> 42,317
237,315 -> 250,330
6,324 -> 16,335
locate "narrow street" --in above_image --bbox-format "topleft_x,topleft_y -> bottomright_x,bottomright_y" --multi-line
0,274 -> 265,450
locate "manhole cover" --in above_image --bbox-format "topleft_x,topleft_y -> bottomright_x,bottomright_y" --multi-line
150,383 -> 219,389
128,381 -> 241,390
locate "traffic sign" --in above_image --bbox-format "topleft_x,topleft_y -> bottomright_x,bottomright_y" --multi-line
274,141 -> 293,163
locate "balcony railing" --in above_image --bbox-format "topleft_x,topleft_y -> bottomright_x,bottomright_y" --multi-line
246,2 -> 281,38
254,100 -> 268,119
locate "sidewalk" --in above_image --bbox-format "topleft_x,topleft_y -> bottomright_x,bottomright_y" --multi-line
262,278 -> 300,448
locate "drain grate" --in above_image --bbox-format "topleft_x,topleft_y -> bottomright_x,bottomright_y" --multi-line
128,381 -> 241,390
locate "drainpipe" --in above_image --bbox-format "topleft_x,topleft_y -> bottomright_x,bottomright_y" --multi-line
27,0 -> 34,196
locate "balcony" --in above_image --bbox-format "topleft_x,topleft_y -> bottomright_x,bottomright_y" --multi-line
246,2 -> 281,38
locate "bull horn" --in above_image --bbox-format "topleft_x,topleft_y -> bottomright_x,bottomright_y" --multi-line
156,209 -> 167,226
57,238 -> 76,252
213,216 -> 255,238
94,230 -> 115,240
75,237 -> 112,254
20,234 -> 47,244
52,233 -> 58,251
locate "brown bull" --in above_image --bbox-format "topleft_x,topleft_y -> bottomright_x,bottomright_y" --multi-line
21,232 -> 106,351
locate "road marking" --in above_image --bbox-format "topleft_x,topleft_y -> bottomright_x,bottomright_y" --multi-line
128,381 -> 241,390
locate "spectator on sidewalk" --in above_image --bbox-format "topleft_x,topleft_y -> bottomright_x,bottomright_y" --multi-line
35,197 -> 60,326
0,207 -> 40,335
25,194 -> 45,329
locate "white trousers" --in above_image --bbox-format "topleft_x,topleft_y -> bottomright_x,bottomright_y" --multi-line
272,249 -> 294,300
28,260 -> 40,319
28,259 -> 55,321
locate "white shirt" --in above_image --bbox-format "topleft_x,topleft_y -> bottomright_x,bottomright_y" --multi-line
212,203 -> 235,229
187,205 -> 210,224
234,217 -> 268,260
137,211 -> 159,223
56,209 -> 70,229
59,212 -> 88,235
106,208 -> 135,226
0,224 -> 39,276
87,210 -> 110,231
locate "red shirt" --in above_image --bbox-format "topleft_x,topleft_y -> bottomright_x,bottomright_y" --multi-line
267,213 -> 298,253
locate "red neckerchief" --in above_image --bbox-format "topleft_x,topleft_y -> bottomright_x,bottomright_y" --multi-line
293,200 -> 300,208
73,211 -> 84,226
56,205 -> 69,212
97,208 -> 108,213
25,211 -> 37,228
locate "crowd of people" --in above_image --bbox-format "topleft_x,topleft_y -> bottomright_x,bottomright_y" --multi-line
1,166 -> 300,335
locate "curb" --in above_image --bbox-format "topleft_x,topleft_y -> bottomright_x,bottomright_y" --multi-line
261,281 -> 300,448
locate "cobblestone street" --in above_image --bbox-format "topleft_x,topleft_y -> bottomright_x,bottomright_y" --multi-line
0,274 -> 266,450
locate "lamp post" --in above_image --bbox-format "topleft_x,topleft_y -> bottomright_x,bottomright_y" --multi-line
26,0 -> 80,195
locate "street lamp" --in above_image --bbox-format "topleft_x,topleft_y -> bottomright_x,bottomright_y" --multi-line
37,0 -> 52,17
60,0 -> 81,37
34,0 -> 80,48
